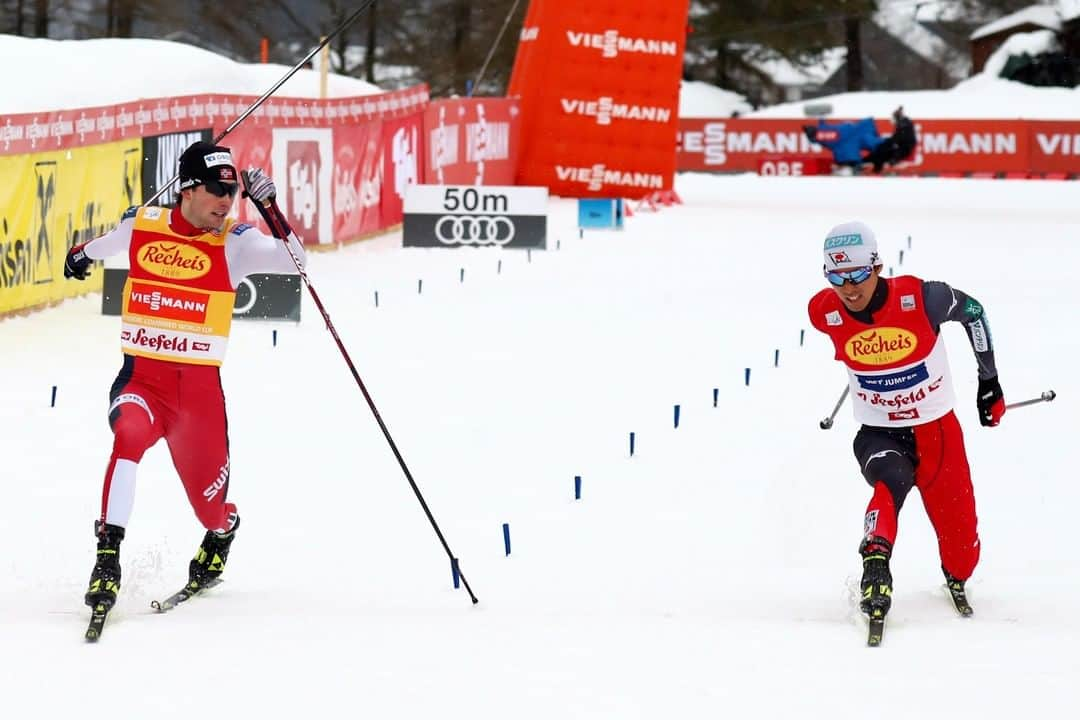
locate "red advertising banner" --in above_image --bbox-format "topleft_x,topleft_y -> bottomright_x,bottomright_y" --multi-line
380,112 -> 425,227
508,0 -> 690,198
424,98 -> 521,185
0,86 -> 430,158
333,120 -> 383,240
678,118 -> 1080,176
1028,121 -> 1080,174
1,86 -> 433,247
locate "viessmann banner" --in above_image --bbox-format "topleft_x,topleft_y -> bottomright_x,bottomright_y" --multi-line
678,118 -> 1080,175
424,98 -> 521,186
508,0 -> 690,198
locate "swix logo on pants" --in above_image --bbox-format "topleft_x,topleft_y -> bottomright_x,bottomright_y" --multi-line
508,0 -> 689,198
203,458 -> 230,501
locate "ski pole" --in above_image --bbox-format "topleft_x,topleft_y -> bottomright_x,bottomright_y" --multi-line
1005,389 -> 1056,411
257,198 -> 479,606
144,0 -> 376,206
819,385 -> 849,430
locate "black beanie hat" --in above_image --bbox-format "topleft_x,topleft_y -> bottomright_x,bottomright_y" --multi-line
178,141 -> 238,189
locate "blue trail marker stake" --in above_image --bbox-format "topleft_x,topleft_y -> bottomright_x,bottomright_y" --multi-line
451,558 -> 461,588
374,290 -> 379,308
527,248 -> 532,263
557,239 -> 561,250
272,329 -> 277,347
574,475 -> 582,500
460,268 -> 465,283
673,404 -> 681,428
800,329 -> 805,347
418,278 -> 423,294
497,259 -> 502,274
502,523 -> 511,556
745,368 -> 751,386
50,385 -> 57,408
908,235 -> 912,249
579,228 -> 583,239
629,432 -> 635,457
774,349 -> 779,368
713,388 -> 719,408
888,267 -> 894,276
899,249 -> 905,265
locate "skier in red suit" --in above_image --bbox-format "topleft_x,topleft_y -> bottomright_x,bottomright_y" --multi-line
65,141 -> 306,612
808,221 -> 1005,622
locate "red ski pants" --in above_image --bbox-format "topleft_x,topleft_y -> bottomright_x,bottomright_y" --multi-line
100,355 -> 236,533
854,411 -> 980,580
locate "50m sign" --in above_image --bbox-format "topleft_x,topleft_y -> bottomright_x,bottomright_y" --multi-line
442,187 -> 509,214
403,184 -> 548,250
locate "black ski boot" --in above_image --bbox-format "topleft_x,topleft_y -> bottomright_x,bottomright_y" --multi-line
85,521 -> 125,608
188,517 -> 239,589
859,536 -> 893,616
944,568 -> 974,617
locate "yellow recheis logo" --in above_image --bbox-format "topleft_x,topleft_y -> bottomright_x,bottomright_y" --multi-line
137,241 -> 211,280
845,327 -> 917,365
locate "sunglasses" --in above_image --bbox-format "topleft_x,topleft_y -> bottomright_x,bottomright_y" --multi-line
200,179 -> 239,198
825,265 -> 874,287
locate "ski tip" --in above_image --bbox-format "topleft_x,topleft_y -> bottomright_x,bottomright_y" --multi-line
85,630 -> 100,643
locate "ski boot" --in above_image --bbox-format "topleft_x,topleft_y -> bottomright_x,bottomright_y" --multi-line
858,536 -> 893,616
944,568 -> 973,617
85,521 -> 125,608
187,517 -> 240,590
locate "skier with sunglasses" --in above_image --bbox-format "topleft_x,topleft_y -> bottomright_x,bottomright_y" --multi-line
64,141 -> 305,624
807,221 -> 1004,640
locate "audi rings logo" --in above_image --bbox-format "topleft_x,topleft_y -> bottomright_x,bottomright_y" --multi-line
434,215 -> 516,245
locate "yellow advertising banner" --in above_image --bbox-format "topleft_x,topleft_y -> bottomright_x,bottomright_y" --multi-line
0,139 -> 141,316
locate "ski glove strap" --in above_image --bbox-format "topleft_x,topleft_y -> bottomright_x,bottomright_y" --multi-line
976,375 -> 1005,427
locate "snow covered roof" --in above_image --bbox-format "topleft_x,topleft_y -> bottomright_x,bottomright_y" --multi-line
971,6 -> 1062,41
874,6 -> 971,80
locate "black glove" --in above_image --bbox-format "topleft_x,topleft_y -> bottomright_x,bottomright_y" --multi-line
242,168 -> 294,239
802,124 -> 818,143
64,243 -> 91,280
976,376 -> 1005,427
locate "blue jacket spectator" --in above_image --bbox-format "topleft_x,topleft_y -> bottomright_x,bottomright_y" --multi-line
804,108 -> 917,173
803,117 -> 885,166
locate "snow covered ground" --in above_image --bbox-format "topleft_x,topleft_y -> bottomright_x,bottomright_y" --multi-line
2,32 -> 1078,720
2,173 -> 1077,718
0,35 -> 381,114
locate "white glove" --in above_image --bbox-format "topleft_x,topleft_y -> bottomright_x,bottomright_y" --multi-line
241,168 -> 277,204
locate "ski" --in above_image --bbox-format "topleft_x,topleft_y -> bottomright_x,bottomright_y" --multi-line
945,583 -> 974,617
866,609 -> 886,647
151,577 -> 223,613
85,600 -> 114,643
